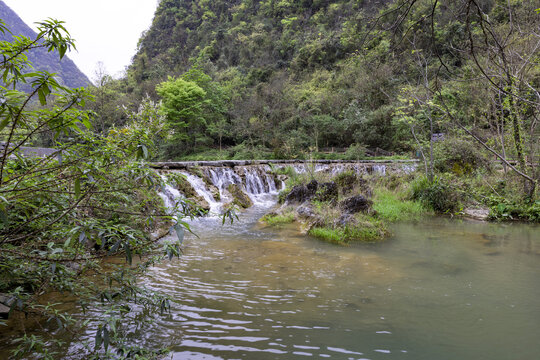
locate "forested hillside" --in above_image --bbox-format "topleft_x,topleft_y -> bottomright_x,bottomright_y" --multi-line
0,1 -> 89,88
115,0 -> 538,167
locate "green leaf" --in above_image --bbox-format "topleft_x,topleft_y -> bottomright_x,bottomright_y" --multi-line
103,326 -> 110,351
38,89 -> 47,105
78,231 -> 86,244
95,328 -> 102,349
74,178 -> 80,198
174,223 -> 185,244
0,117 -> 9,132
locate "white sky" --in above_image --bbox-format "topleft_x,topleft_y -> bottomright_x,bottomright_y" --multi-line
3,0 -> 159,82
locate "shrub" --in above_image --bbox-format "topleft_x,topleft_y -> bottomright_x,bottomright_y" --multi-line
433,138 -> 490,175
334,170 -> 358,189
309,215 -> 387,244
410,176 -> 460,213
488,199 -> 540,222
343,143 -> 367,160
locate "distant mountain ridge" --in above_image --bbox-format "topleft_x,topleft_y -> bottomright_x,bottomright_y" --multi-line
0,0 -> 90,88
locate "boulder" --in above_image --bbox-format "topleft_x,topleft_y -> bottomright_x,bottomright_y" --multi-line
316,182 -> 338,202
340,195 -> 372,214
208,184 -> 221,201
285,180 -> 318,204
463,208 -> 490,221
192,196 -> 211,212
0,294 -> 14,320
228,184 -> 253,208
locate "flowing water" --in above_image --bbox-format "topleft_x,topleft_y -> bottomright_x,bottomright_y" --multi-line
135,205 -> 539,360
1,163 -> 539,359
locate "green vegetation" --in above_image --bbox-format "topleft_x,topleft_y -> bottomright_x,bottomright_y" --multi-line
80,1 -> 538,217
2,0 -> 540,356
261,210 -> 295,226
309,217 -> 387,244
0,19 -> 202,359
269,169 -> 427,245
373,189 -> 428,222
0,2 -> 89,88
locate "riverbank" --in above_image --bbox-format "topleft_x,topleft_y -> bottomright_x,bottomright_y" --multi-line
261,170 -> 430,244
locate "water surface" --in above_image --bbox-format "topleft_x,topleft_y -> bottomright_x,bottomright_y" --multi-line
138,206 -> 540,360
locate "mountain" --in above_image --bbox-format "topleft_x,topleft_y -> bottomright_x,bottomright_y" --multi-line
122,0 -> 538,160
0,0 -> 90,88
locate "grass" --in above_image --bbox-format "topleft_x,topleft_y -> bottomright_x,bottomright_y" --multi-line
309,227 -> 347,244
373,188 -> 428,221
309,214 -> 388,245
261,211 -> 296,226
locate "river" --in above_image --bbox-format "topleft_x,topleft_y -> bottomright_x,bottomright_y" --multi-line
133,204 -> 539,360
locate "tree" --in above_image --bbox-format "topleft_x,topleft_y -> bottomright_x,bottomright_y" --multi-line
156,76 -> 209,156
386,0 -> 539,197
0,18 -> 194,358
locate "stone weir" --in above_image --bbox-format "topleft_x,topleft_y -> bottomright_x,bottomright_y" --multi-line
156,160 -> 418,215
151,159 -> 418,170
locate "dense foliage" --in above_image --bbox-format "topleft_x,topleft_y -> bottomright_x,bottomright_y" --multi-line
0,18 -> 194,359
97,0 -> 536,181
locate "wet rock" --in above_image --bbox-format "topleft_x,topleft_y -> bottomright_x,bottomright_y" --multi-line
306,180 -> 318,193
208,184 -> 221,201
463,208 -> 490,221
228,184 -> 253,208
193,197 -> 211,212
285,185 -> 310,204
0,304 -> 9,319
0,294 -> 14,319
340,195 -> 372,214
174,176 -> 198,198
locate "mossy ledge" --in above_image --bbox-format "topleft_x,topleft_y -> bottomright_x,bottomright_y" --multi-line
262,171 -> 429,245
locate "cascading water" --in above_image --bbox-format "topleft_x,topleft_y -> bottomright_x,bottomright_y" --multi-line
158,161 -> 413,215
159,175 -> 183,216
180,171 -> 223,215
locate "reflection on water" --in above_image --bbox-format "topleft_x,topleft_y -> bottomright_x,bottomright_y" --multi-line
1,204 -> 538,360
137,207 -> 540,360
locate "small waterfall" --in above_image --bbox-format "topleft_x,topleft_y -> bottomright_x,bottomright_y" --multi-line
158,174 -> 184,218
157,161 -> 416,214
159,183 -> 183,213
180,171 -> 223,215
242,165 -> 279,206
372,164 -> 386,175
205,167 -> 242,192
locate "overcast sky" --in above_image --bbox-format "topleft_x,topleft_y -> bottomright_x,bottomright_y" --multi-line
3,0 -> 159,82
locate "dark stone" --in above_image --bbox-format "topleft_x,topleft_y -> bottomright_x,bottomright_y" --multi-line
285,181 -> 318,204
340,195 -> 372,214
228,184 -> 253,208
316,182 -> 338,202
0,294 -> 14,320
0,304 -> 9,319
306,180 -> 318,193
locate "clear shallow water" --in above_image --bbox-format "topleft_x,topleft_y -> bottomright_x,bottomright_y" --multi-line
137,206 -> 540,360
